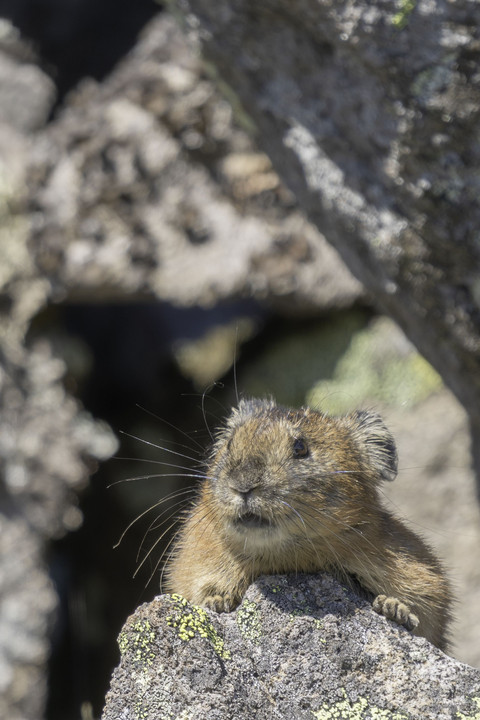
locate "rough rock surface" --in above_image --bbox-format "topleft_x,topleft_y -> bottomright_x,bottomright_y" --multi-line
172,0 -> 480,485
25,14 -> 361,312
0,20 -> 117,720
102,574 -> 480,720
0,345 -> 117,720
0,20 -> 55,132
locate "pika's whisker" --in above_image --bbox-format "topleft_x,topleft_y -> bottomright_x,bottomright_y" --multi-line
119,431 -> 202,465
293,498 -> 378,554
158,528 -> 184,592
200,384 -> 216,443
108,472 -> 210,488
113,486 -> 197,548
233,324 -> 240,406
137,498 -> 193,564
279,500 -> 307,529
134,403 -> 205,451
119,458 -> 206,474
133,516 -> 182,579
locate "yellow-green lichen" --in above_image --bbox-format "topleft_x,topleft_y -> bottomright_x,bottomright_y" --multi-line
290,605 -> 313,620
121,619 -> 156,666
312,689 -> 410,719
165,594 -> 231,660
236,599 -> 262,643
133,700 -> 155,720
392,0 -> 417,29
456,697 -> 480,720
118,630 -> 129,656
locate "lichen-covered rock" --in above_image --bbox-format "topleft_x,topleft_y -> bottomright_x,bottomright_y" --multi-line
102,574 -> 480,720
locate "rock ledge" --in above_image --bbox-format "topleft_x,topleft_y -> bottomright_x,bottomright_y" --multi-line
102,574 -> 480,720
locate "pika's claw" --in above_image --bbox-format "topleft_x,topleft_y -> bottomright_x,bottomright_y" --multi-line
373,594 -> 419,632
204,593 -> 238,613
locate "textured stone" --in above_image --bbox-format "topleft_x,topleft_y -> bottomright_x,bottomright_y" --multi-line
0,342 -> 118,720
24,14 -> 361,312
0,20 -> 56,132
102,574 -> 480,720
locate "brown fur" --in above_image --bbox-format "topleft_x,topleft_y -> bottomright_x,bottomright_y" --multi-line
164,398 -> 452,649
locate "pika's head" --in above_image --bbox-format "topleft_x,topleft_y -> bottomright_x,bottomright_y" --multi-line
207,398 -> 397,546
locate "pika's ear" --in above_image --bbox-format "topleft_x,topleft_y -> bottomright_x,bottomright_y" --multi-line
348,410 -> 398,482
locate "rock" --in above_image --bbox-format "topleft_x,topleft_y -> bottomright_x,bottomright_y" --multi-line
171,0 -> 480,488
0,520 -> 57,720
0,342 -> 118,720
24,14 -> 362,312
0,19 -> 56,132
102,574 -> 480,720
0,17 -> 119,720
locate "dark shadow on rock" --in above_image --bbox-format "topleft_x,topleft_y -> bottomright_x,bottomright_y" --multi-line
255,572 -> 366,622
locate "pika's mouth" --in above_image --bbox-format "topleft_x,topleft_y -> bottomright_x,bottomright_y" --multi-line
234,511 -> 272,530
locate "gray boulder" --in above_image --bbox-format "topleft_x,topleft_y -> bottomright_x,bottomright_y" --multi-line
24,14 -> 361,312
0,344 -> 117,720
172,0 -> 480,487
102,574 -> 480,720
0,21 -> 117,720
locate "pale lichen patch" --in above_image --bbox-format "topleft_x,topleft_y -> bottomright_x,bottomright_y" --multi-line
121,619 -> 156,667
312,689 -> 410,719
236,598 -> 262,644
165,593 -> 231,660
456,696 -> 480,720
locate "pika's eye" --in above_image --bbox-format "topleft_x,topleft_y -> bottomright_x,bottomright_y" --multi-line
293,438 -> 309,458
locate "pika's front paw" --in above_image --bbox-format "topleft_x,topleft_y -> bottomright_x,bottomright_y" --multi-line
204,593 -> 238,613
373,594 -> 419,632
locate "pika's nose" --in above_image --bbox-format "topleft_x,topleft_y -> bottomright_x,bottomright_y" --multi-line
228,459 -> 264,499
231,487 -> 257,503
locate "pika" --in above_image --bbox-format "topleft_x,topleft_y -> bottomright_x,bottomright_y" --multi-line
164,398 -> 452,649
